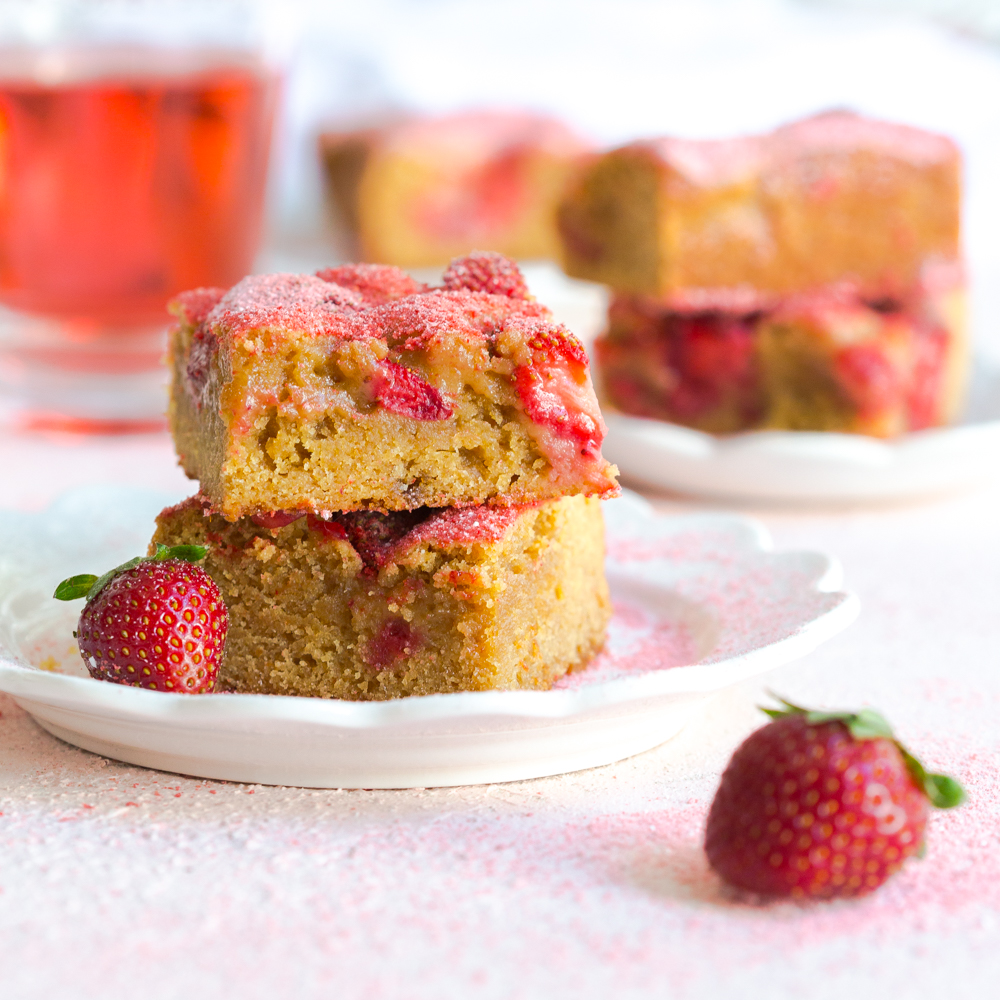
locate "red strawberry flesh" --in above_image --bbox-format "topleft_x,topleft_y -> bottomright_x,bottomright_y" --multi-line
368,360 -> 453,421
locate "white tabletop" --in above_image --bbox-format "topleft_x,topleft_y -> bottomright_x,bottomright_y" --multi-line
5,4 -> 1000,994
2,428 -> 997,1000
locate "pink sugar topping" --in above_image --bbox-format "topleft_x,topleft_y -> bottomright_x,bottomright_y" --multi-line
328,510 -> 426,570
315,264 -> 429,305
207,273 -> 366,341
373,289 -> 549,354
400,504 -> 527,551
170,287 -> 226,327
442,251 -> 531,299
643,110 -> 958,189
288,505 -> 531,570
772,109 -> 959,167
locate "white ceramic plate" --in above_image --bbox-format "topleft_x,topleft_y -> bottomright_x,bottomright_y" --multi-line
509,268 -> 1000,504
0,487 -> 858,788
603,359 -> 1000,504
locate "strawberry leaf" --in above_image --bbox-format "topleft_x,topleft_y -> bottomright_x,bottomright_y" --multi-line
762,693 -> 894,740
898,744 -> 966,810
152,544 -> 208,563
762,693 -> 966,810
923,773 -> 965,809
53,574 -> 99,601
86,557 -> 145,603
840,708 -> 895,741
52,545 -> 208,604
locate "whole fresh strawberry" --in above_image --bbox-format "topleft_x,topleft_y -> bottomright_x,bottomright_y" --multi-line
704,697 -> 964,899
54,544 -> 228,693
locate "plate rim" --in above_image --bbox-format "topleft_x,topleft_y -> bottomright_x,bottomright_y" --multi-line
0,490 -> 859,730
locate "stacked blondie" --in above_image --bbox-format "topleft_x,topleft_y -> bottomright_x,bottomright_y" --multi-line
557,111 -> 967,437
154,253 -> 619,700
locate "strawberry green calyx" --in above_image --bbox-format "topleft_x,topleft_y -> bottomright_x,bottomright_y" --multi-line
53,544 -> 208,604
761,693 -> 966,810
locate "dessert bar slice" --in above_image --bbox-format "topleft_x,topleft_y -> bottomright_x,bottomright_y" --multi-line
169,255 -> 618,521
558,111 -> 961,303
151,494 -> 610,701
597,274 -> 966,437
319,111 -> 591,267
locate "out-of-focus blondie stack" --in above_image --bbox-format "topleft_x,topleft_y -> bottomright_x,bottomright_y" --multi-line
557,111 -> 967,436
158,253 -> 618,700
320,111 -> 592,267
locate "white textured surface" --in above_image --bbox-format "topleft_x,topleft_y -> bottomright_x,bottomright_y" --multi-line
3,3 -> 1000,995
2,429 -> 1000,999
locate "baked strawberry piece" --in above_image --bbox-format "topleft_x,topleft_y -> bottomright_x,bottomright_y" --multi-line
151,493 -> 609,700
705,698 -> 964,899
169,254 -> 618,521
597,272 -> 966,436
54,544 -> 228,692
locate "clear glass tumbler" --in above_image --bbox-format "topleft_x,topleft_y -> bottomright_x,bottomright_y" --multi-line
0,0 -> 279,430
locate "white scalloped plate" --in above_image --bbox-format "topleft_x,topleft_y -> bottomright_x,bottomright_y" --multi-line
603,358 -> 1000,503
0,487 -> 858,787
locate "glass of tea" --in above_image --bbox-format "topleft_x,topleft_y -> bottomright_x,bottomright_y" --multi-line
0,1 -> 280,430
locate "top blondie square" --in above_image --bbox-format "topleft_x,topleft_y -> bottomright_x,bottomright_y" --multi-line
169,253 -> 619,521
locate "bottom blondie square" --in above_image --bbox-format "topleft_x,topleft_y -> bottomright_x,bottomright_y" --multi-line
596,278 -> 966,437
151,494 -> 610,701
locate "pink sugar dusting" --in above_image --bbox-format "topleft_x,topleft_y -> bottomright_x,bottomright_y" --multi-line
314,504 -> 529,570
441,251 -> 531,299
169,286 -> 225,327
373,288 -> 549,354
399,503 -> 527,551
207,273 -> 366,341
315,263 -> 428,305
555,599 -> 698,690
643,110 -> 956,189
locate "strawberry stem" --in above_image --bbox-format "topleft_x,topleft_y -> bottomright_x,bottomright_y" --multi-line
761,692 -> 966,810
53,544 -> 208,603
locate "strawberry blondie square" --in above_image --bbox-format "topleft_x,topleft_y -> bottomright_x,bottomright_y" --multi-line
558,111 -> 961,303
319,110 -> 591,267
597,269 -> 966,436
169,253 -> 618,521
151,493 -> 610,700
